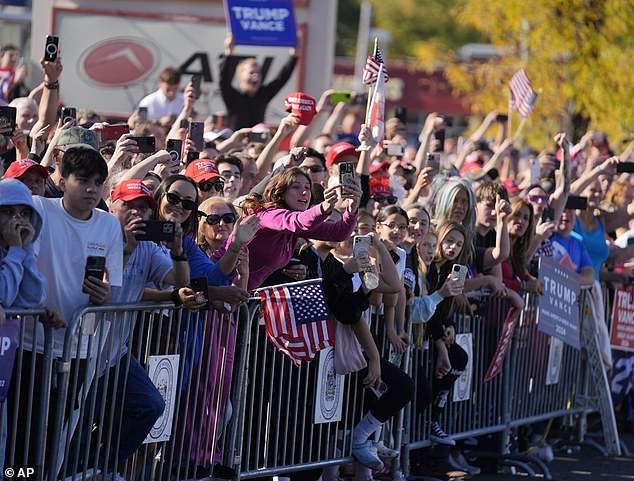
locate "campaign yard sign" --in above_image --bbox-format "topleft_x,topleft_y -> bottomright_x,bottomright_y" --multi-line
537,257 -> 581,349
610,287 -> 634,351
226,0 -> 297,47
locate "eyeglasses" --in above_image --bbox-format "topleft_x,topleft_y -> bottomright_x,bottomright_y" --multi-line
198,212 -> 237,225
164,192 -> 196,211
528,195 -> 549,205
198,180 -> 225,193
371,194 -> 397,205
304,165 -> 326,173
381,222 -> 408,231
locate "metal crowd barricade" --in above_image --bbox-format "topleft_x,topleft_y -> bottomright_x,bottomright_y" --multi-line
229,300 -> 366,479
2,308 -> 53,481
40,302 -> 246,481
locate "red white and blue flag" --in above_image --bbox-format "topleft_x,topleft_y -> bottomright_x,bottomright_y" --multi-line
368,63 -> 386,145
257,279 -> 334,366
509,69 -> 538,118
362,48 -> 389,86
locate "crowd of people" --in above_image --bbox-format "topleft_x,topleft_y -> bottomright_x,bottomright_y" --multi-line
1,33 -> 634,481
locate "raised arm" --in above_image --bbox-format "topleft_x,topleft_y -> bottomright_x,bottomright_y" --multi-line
549,133 -> 572,223
290,89 -> 334,148
413,113 -> 442,174
255,114 -> 299,178
29,57 -> 62,138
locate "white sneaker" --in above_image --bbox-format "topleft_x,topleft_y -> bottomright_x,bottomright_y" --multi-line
373,440 -> 400,459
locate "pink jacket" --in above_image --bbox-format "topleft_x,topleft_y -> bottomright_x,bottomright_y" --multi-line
245,204 -> 357,290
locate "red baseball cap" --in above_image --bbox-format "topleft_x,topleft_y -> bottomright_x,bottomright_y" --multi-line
111,180 -> 156,208
3,159 -> 49,180
185,159 -> 222,183
284,92 -> 317,126
369,176 -> 392,196
326,142 -> 360,168
502,178 -> 520,195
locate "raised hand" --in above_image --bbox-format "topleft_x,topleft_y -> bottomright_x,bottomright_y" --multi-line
232,215 -> 261,245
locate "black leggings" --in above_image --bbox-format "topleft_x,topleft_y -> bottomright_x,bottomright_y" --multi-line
360,356 -> 414,423
431,342 -> 468,420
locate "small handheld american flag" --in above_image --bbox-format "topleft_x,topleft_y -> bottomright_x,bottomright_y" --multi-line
509,69 -> 538,118
362,48 -> 389,86
257,279 -> 334,366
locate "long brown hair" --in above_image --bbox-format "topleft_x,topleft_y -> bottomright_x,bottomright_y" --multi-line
241,167 -> 312,213
508,197 -> 535,278
434,221 -> 469,266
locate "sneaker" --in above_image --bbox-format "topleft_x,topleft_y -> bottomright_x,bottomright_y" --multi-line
449,451 -> 481,476
429,421 -> 456,446
352,440 -> 385,471
373,440 -> 400,459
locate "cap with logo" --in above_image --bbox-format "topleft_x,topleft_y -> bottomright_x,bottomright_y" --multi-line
284,92 -> 317,126
111,180 -> 157,208
3,158 -> 49,180
56,126 -> 99,151
326,142 -> 360,168
185,159 -> 222,183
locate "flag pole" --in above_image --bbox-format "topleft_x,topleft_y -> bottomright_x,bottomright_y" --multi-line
364,38 -> 379,120
507,89 -> 513,139
513,117 -> 528,140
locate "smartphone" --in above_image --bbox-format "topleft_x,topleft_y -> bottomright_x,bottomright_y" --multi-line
386,143 -> 404,157
351,92 -> 369,106
189,121 -> 204,152
191,74 -> 202,99
286,257 -> 302,268
61,107 -> 76,124
530,156 -> 541,184
84,256 -> 106,285
433,129 -> 445,152
617,163 -> 634,173
186,151 -> 199,164
394,106 -> 407,125
496,114 -> 509,122
368,380 -> 388,399
451,264 -> 468,284
0,106 -> 17,134
101,124 -> 129,143
128,136 -> 156,154
166,139 -> 183,163
211,113 -> 224,130
353,235 -> 372,258
498,188 -> 509,202
190,277 -> 210,306
44,35 -> 59,62
339,161 -> 355,189
425,152 -> 440,170
137,106 -> 148,122
330,91 -> 352,104
541,206 -> 555,223
179,118 -> 189,130
247,131 -> 269,144
134,220 -> 175,242
565,195 -> 588,210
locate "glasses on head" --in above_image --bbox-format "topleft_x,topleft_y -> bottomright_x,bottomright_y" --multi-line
198,180 -> 225,193
164,192 -> 196,211
198,212 -> 237,225
528,195 -> 549,205
381,222 -> 408,232
304,165 -> 326,173
371,194 -> 397,205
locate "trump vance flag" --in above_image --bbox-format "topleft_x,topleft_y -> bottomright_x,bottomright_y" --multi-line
257,279 -> 334,366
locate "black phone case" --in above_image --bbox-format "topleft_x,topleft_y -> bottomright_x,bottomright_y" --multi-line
129,136 -> 156,154
0,107 -> 17,133
189,122 -> 204,152
135,221 -> 175,241
44,35 -> 59,62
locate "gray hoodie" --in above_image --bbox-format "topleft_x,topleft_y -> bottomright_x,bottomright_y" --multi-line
0,178 -> 46,308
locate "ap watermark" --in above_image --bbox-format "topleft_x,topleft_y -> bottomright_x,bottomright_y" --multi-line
4,467 -> 35,478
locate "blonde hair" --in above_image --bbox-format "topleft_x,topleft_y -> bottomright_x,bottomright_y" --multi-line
197,197 -> 238,255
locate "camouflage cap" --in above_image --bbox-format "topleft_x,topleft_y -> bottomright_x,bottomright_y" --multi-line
56,126 -> 99,151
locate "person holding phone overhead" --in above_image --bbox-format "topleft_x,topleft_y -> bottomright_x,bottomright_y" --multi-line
220,32 -> 297,129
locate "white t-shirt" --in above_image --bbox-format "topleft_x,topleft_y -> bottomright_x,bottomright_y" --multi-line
32,197 -> 123,356
138,89 -> 184,120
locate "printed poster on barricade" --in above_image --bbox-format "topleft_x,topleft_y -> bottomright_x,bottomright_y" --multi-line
545,337 -> 564,385
610,287 -> 634,352
314,347 -> 344,424
484,307 -> 519,383
453,333 -> 473,402
0,319 -> 19,402
145,355 -> 180,443
537,257 -> 581,349
225,0 -> 297,47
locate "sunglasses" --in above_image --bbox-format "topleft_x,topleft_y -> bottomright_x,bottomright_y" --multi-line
304,165 -> 326,173
371,194 -> 397,205
528,195 -> 549,205
198,180 -> 225,193
199,212 -> 237,225
164,192 -> 197,211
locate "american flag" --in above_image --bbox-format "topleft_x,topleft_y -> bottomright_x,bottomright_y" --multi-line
257,279 -> 334,366
362,48 -> 389,86
509,69 -> 538,118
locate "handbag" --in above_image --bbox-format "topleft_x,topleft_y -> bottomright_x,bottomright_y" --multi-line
333,318 -> 367,375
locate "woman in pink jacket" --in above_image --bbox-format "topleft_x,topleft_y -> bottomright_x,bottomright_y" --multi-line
241,166 -> 361,289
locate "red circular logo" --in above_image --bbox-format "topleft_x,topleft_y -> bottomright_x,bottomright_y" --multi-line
81,39 -> 156,87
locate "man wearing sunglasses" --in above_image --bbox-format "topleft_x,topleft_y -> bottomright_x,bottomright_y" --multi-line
296,147 -> 328,187
185,158 -> 225,202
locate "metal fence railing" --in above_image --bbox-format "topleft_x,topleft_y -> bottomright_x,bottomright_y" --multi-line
0,285 -> 622,481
